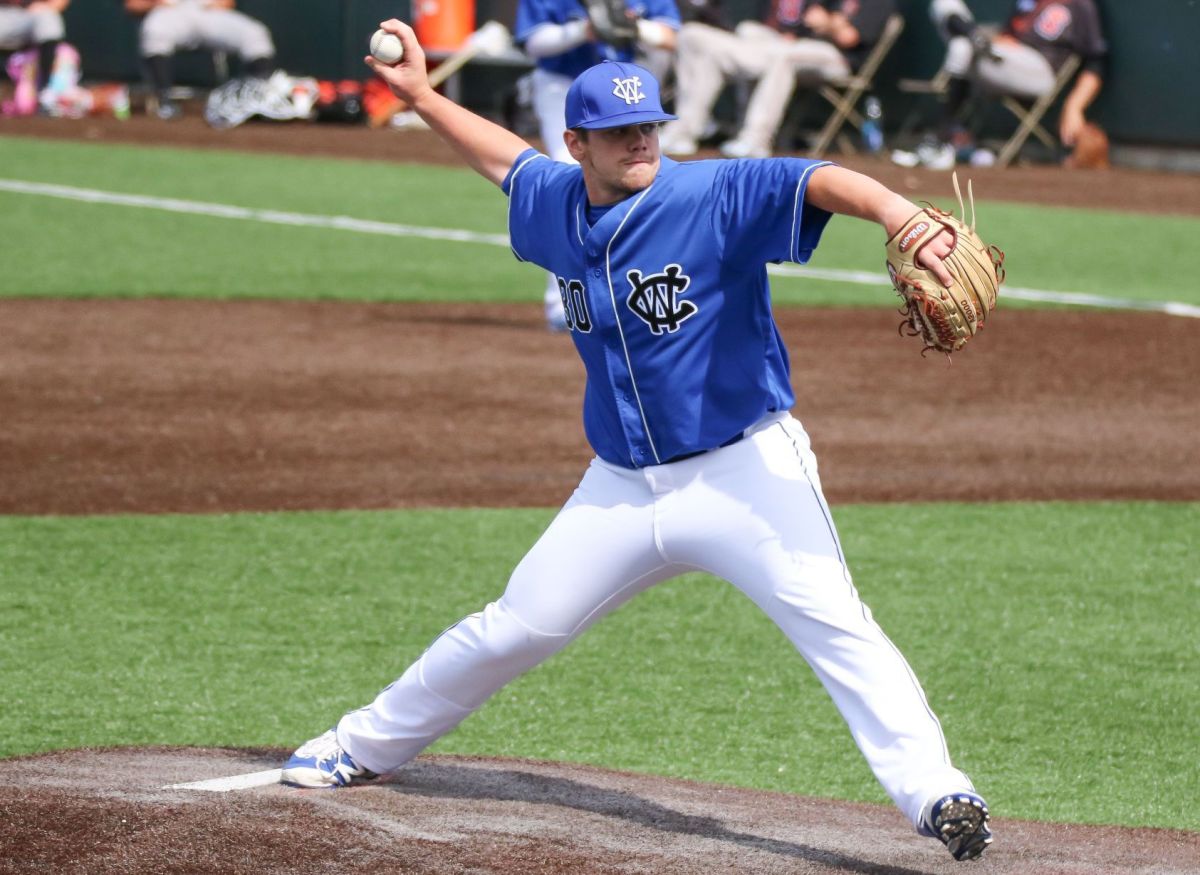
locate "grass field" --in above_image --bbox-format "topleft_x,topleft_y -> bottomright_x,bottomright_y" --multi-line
2,136 -> 1199,307
2,133 -> 1197,834
1,504 -> 1196,830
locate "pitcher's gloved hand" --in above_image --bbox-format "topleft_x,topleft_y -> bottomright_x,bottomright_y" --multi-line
885,177 -> 1005,355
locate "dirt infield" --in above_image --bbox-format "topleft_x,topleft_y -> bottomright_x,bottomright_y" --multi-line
2,113 -> 1198,872
3,300 -> 1198,514
3,748 -> 1198,875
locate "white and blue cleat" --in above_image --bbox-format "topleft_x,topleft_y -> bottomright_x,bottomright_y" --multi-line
920,792 -> 993,861
280,729 -> 377,789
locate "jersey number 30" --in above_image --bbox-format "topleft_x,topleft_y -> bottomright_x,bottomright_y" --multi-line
557,277 -> 593,333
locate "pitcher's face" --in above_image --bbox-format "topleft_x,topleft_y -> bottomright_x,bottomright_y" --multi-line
566,123 -> 662,205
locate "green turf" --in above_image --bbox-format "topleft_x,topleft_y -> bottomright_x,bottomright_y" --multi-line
1,502 -> 1195,831
1,133 -> 1196,835
2,135 -> 1198,307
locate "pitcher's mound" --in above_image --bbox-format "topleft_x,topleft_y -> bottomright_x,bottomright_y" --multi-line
0,748 -> 1194,874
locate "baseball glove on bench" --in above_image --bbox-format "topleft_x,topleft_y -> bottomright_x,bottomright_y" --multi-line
885,174 -> 1005,356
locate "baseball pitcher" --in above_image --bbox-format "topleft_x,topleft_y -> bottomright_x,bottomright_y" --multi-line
280,20 -> 998,864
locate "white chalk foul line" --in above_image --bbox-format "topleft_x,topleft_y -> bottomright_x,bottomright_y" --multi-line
0,178 -> 509,247
165,768 -> 282,792
3,178 -> 1197,319
767,264 -> 1200,318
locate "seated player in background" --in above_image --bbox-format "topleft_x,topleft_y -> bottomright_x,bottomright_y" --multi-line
660,0 -> 895,159
892,0 -> 1107,169
123,0 -> 277,120
0,0 -> 70,96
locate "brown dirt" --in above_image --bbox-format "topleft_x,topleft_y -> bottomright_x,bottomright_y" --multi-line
1,112 -> 1197,873
3,749 -> 1198,875
2,300 -> 1197,514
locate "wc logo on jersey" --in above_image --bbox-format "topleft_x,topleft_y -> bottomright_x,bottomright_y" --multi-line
626,264 -> 696,335
611,76 -> 646,106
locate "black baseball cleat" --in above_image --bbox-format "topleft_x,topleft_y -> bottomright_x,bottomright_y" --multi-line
921,792 -> 993,861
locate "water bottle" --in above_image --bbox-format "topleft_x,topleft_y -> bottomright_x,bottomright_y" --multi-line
861,96 -> 884,154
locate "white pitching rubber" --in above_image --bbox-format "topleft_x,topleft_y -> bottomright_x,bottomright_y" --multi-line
164,768 -> 283,792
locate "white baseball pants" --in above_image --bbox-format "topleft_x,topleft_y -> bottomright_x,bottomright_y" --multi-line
139,3 -> 275,62
0,6 -> 64,47
930,0 -> 1055,99
339,413 -> 975,828
665,22 -> 849,152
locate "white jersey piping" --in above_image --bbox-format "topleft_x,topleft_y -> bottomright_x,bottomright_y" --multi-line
603,183 -> 661,465
789,161 -> 832,264
506,152 -> 549,263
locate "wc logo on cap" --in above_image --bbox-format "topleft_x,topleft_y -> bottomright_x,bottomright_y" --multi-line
611,76 -> 646,106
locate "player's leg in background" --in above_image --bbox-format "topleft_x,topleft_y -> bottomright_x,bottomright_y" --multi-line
726,39 -> 849,157
895,0 -> 994,168
139,5 -> 199,119
659,22 -> 778,155
920,30 -> 1053,166
654,416 -> 978,829
973,41 -> 1056,100
25,6 -> 65,92
336,458 -> 686,775
530,68 -> 574,164
0,9 -> 37,78
530,67 -> 575,331
929,0 -> 977,44
195,8 -> 276,79
637,44 -> 675,88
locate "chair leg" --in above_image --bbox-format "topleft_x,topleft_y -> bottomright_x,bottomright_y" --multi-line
997,57 -> 1080,168
811,88 -> 859,158
997,95 -> 1051,167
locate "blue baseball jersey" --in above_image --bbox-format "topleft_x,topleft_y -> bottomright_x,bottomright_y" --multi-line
503,149 -> 834,469
515,0 -> 682,78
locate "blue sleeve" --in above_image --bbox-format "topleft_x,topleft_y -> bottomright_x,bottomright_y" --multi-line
638,0 -> 682,25
502,148 -> 570,268
515,0 -> 568,43
714,158 -> 835,266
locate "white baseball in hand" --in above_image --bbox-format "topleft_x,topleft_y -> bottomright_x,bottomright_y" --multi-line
370,29 -> 404,64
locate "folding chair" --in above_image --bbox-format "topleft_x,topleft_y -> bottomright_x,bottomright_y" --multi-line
994,53 -> 1081,167
894,67 -> 951,140
807,13 -> 905,157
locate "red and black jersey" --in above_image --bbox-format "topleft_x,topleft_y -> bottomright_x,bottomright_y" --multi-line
1006,0 -> 1107,76
767,0 -> 817,37
830,0 -> 895,70
767,0 -> 895,70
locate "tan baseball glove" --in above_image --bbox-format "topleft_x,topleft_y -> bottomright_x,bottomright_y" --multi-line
885,175 -> 1005,356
